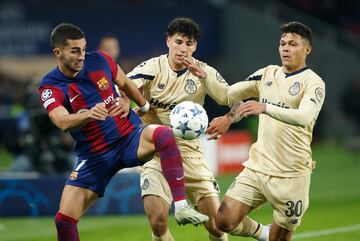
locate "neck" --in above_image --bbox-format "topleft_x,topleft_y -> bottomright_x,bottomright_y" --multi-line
282,64 -> 306,74
58,63 -> 79,78
168,59 -> 186,72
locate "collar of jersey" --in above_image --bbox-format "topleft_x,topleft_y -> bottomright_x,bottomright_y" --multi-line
284,66 -> 308,78
56,65 -> 85,83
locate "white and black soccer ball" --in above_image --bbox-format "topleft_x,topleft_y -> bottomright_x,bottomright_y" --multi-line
170,101 -> 208,140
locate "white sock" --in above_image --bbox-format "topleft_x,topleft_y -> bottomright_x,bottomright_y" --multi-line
257,224 -> 271,241
174,199 -> 187,212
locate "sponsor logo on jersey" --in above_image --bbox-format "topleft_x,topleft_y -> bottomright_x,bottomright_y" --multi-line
41,89 -> 52,101
289,82 -> 300,95
184,79 -> 197,94
97,77 -> 109,90
149,98 -> 177,110
104,93 -> 115,106
262,98 -> 290,109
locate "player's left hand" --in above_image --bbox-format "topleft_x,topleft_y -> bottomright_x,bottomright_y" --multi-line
181,57 -> 207,79
206,115 -> 232,140
238,100 -> 266,118
107,97 -> 130,118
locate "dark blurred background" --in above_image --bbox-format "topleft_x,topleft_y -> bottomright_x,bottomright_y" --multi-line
0,0 -> 359,174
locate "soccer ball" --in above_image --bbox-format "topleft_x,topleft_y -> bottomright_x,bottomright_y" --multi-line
169,101 -> 208,140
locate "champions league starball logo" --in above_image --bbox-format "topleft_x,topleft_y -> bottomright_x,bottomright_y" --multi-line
41,89 -> 52,101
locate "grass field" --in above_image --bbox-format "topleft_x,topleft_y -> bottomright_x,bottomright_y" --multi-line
1,144 -> 360,241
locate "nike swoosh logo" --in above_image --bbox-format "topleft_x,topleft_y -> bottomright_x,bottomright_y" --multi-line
176,175 -> 184,181
70,94 -> 80,103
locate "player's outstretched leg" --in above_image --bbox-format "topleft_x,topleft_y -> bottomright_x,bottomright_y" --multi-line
152,126 -> 209,225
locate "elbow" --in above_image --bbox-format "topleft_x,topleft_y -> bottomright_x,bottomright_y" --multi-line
57,121 -> 71,131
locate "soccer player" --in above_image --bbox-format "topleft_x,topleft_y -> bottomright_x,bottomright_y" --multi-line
127,17 -> 268,241
38,23 -> 208,241
98,34 -> 121,61
208,22 -> 326,241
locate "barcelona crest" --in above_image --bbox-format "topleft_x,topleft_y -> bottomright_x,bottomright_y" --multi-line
97,77 -> 109,90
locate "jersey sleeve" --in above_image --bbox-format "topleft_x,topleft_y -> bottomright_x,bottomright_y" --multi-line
227,68 -> 264,104
99,51 -> 118,80
265,78 -> 326,127
39,84 -> 66,113
201,65 -> 231,106
127,58 -> 156,88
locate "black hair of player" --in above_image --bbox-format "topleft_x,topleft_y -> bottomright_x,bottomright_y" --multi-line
51,23 -> 85,48
167,17 -> 200,42
280,22 -> 312,46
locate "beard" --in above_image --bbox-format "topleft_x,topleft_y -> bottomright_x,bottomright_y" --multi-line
60,54 -> 83,73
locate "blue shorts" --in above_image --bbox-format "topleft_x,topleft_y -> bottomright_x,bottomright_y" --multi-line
66,126 -> 145,197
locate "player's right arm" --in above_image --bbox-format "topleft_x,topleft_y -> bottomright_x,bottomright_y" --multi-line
39,85 -> 108,131
48,103 -> 108,131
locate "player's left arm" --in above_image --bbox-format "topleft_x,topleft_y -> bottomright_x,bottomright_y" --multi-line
113,65 -> 149,114
239,80 -> 326,127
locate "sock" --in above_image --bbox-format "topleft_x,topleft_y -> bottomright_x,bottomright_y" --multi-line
153,126 -> 186,202
209,232 -> 228,241
229,216 -> 262,238
54,211 -> 79,241
174,199 -> 187,211
152,230 -> 175,241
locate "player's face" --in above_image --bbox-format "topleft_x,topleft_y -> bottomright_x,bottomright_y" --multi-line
166,33 -> 197,71
98,38 -> 120,60
54,38 -> 86,77
279,33 -> 311,73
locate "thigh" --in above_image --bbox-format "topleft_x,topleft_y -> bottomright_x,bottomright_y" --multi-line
59,185 -> 98,220
140,167 -> 173,206
137,124 -> 161,162
225,168 -> 267,208
197,196 -> 221,217
266,175 -> 311,231
185,178 -> 220,206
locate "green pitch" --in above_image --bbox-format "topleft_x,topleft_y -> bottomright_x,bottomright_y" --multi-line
1,144 -> 360,241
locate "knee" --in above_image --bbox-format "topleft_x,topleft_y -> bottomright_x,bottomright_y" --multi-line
148,212 -> 168,236
215,213 -> 236,233
206,216 -> 225,237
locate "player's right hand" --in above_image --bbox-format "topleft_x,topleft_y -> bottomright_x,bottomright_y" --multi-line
206,115 -> 232,140
89,103 -> 108,121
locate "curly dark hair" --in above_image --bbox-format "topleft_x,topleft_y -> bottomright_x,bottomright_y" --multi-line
280,21 -> 312,46
166,17 -> 200,41
51,23 -> 85,48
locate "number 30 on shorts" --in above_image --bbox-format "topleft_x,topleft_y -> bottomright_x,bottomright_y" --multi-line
285,200 -> 303,217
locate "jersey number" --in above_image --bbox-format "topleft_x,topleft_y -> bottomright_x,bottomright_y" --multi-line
285,200 -> 303,217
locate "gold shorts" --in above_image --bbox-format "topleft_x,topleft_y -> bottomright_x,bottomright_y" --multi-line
226,168 -> 310,231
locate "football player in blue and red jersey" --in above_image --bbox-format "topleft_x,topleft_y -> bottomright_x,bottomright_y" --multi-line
38,23 -> 208,241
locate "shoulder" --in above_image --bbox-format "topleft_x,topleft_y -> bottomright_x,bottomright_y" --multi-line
39,67 -> 61,87
306,69 -> 325,86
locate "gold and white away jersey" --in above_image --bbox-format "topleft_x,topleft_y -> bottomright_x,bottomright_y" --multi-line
128,54 -> 230,179
228,65 -> 325,177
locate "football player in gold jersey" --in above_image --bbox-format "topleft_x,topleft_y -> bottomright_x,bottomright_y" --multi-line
128,17 -> 269,241
208,21 -> 325,241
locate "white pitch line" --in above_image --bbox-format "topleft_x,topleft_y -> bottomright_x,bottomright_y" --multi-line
293,224 -> 360,239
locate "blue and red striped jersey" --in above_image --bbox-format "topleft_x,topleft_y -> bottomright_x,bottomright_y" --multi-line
39,51 -> 142,158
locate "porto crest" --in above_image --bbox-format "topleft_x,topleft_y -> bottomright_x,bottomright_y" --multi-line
97,77 -> 109,90
289,82 -> 300,96
184,79 -> 197,94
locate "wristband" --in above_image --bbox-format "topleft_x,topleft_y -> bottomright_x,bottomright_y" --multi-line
139,101 -> 150,113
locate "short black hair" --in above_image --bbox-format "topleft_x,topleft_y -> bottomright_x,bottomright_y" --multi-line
51,23 -> 85,48
166,17 -> 200,42
280,21 -> 312,46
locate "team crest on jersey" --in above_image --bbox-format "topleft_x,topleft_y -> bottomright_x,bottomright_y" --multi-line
315,87 -> 324,103
97,77 -> 109,90
289,82 -> 300,95
69,171 -> 78,180
41,89 -> 52,101
185,79 -> 197,94
265,81 -> 273,86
